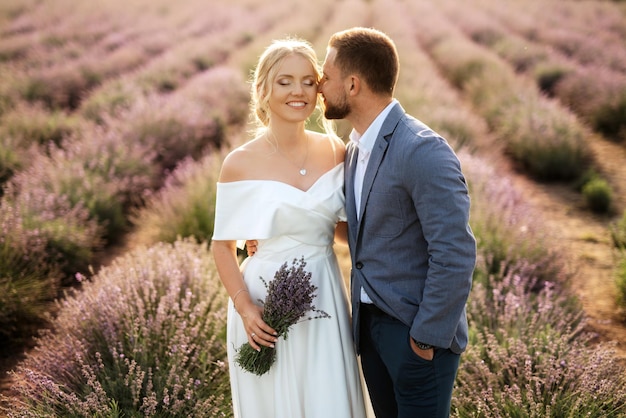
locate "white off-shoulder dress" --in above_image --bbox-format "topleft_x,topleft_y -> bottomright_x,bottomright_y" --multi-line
212,164 -> 366,418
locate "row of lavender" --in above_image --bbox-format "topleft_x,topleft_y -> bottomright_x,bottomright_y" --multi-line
440,0 -> 626,146
1,0 -> 626,415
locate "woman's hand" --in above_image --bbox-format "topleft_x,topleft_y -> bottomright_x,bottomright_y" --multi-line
236,297 -> 278,351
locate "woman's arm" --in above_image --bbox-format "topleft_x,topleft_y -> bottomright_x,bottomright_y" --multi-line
211,240 -> 277,350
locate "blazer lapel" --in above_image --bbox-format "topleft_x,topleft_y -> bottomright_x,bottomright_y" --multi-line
358,103 -> 404,227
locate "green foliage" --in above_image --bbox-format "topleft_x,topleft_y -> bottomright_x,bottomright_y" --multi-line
574,168 -> 600,193
610,210 -> 626,249
594,90 -> 626,142
534,63 -> 571,96
582,176 -> 613,214
616,251 -> 626,311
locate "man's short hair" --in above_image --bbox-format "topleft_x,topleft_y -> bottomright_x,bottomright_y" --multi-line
328,27 -> 399,95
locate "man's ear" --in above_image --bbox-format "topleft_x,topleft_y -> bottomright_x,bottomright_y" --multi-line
348,76 -> 361,96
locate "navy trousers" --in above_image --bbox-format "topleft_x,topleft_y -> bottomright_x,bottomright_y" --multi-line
359,303 -> 461,418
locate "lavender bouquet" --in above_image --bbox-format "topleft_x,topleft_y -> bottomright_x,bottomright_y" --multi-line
235,257 -> 330,376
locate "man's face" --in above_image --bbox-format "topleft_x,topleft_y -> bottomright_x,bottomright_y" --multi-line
319,47 -> 351,120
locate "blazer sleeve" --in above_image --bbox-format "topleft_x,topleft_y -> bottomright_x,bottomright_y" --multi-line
404,132 -> 476,348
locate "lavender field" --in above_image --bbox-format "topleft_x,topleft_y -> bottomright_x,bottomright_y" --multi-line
1,0 -> 626,416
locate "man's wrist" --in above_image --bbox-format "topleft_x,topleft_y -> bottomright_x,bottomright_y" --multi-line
411,337 -> 433,350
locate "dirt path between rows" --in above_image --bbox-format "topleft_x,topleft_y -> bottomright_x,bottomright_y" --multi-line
508,134 -> 626,363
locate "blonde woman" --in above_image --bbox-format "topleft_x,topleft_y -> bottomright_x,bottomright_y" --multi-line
211,38 -> 366,418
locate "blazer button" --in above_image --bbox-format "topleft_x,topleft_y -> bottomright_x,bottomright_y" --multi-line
355,262 -> 363,269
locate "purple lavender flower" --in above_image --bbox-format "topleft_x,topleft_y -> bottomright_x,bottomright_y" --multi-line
235,257 -> 330,376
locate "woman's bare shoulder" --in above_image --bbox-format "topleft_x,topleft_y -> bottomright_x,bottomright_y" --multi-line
308,130 -> 345,163
219,136 -> 269,182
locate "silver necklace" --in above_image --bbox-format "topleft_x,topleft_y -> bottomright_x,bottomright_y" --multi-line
268,131 -> 309,176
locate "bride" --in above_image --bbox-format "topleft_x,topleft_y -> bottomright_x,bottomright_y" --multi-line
211,37 -> 367,418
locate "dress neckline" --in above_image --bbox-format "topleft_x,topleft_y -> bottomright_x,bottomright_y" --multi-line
218,163 -> 343,193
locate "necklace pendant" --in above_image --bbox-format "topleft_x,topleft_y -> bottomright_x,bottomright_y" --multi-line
299,168 -> 307,176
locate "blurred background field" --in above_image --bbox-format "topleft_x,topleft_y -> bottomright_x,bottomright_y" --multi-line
1,0 -> 626,416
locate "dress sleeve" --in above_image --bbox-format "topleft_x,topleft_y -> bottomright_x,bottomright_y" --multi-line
212,182 -> 276,241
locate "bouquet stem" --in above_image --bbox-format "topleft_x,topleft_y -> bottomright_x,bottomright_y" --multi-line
235,344 -> 276,376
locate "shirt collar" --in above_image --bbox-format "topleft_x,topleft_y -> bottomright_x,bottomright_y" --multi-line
349,99 -> 398,155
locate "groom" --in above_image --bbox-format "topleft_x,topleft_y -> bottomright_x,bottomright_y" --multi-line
319,28 -> 476,418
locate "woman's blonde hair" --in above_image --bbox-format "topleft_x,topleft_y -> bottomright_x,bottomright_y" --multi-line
250,37 -> 335,136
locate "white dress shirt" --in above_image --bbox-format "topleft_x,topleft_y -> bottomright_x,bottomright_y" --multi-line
349,99 -> 397,303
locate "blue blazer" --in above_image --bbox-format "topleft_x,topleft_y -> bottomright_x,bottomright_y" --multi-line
346,103 -> 476,354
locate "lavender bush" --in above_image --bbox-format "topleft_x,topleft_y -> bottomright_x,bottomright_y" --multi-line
496,96 -> 591,181
20,64 -> 95,110
92,66 -> 248,176
453,261 -> 626,417
101,94 -> 223,175
9,128 -> 156,242
79,79 -> 144,125
0,103 -> 81,188
0,36 -> 249,370
3,238 -> 231,417
3,179 -> 102,282
0,202 -> 60,344
555,66 -> 626,143
0,102 -> 79,148
460,152 -> 566,285
129,151 -> 226,247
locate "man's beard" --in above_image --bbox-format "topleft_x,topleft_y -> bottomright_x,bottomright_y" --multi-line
323,95 -> 350,120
